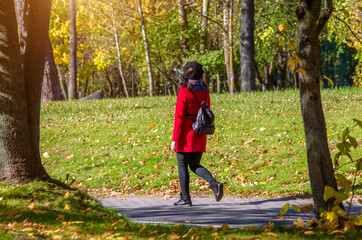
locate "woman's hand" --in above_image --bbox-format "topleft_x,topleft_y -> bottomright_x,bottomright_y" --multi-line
171,141 -> 176,152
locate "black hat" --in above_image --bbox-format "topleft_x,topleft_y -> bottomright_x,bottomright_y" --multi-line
183,61 -> 204,80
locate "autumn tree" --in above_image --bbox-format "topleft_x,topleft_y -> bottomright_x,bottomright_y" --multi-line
296,0 -> 339,215
0,0 -> 52,181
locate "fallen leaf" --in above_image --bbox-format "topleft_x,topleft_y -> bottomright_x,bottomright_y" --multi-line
64,192 -> 70,199
32,210 -> 48,215
28,203 -> 36,210
168,233 -> 180,239
221,222 -> 230,232
293,217 -> 304,229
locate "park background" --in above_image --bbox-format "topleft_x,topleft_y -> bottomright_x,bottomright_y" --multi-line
0,0 -> 362,239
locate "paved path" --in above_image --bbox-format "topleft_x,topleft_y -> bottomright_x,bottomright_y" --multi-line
98,196 -> 362,228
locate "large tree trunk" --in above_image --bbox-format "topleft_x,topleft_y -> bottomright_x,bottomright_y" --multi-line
296,0 -> 338,216
138,0 -> 154,97
0,0 -> 52,182
42,37 -> 62,102
240,0 -> 256,92
200,0 -> 209,55
178,0 -> 189,59
68,0 -> 77,100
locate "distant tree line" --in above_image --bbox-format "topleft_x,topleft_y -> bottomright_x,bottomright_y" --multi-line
41,0 -> 361,101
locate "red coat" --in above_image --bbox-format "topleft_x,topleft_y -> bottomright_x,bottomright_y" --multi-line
172,87 -> 211,152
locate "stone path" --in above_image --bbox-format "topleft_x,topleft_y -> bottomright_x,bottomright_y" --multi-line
98,196 -> 362,228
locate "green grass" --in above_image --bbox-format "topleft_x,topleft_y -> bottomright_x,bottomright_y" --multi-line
39,88 -> 362,198
1,183 -> 359,239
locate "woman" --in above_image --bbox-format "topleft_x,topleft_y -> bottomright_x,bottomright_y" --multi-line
171,61 -> 223,206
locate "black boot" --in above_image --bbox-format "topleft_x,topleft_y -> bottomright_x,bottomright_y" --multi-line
210,181 -> 223,202
174,193 -> 192,206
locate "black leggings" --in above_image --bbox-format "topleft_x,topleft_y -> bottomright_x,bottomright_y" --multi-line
177,152 -> 215,198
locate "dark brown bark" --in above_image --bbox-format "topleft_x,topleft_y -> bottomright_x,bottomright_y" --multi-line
42,37 -> 62,102
68,0 -> 77,100
104,70 -> 113,98
0,0 -> 52,182
240,0 -> 256,92
138,0 -> 154,96
297,0 -> 337,215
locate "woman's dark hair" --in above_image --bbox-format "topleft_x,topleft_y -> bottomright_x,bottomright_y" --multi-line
178,75 -> 207,92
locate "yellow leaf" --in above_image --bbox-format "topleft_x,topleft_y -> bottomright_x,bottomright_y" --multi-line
292,53 -> 301,64
324,185 -> 336,201
32,210 -> 48,215
295,68 -> 306,75
292,204 -> 301,212
323,75 -> 334,86
293,217 -> 304,228
278,22 -> 292,32
287,41 -> 296,51
64,204 -> 70,210
304,230 -> 315,235
80,208 -> 90,213
221,222 -> 230,232
353,215 -> 362,226
149,123 -> 156,127
301,204 -> 314,213
278,37 -> 285,47
28,203 -> 36,210
247,226 -> 261,232
264,232 -> 278,238
64,192 -> 70,199
332,206 -> 347,217
280,203 -> 290,216
326,211 -> 338,222
168,233 -> 181,240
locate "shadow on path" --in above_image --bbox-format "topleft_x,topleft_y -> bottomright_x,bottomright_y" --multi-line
98,197 -> 362,228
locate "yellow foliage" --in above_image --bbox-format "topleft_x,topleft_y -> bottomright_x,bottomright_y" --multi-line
280,203 -> 289,216
278,22 -> 292,32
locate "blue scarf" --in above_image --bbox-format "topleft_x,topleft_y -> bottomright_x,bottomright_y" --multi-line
189,79 -> 208,92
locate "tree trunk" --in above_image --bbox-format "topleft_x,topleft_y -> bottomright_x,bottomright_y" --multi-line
42,37 -> 62,102
104,70 -> 113,98
240,0 -> 256,92
223,0 -> 231,91
111,5 -> 129,98
200,0 -> 209,54
68,0 -> 77,100
0,0 -> 52,182
178,0 -> 189,59
138,0 -> 154,97
296,0 -> 338,216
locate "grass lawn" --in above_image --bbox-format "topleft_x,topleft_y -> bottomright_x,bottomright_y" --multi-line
1,88 -> 361,239
1,182 -> 359,239
39,87 -> 362,198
